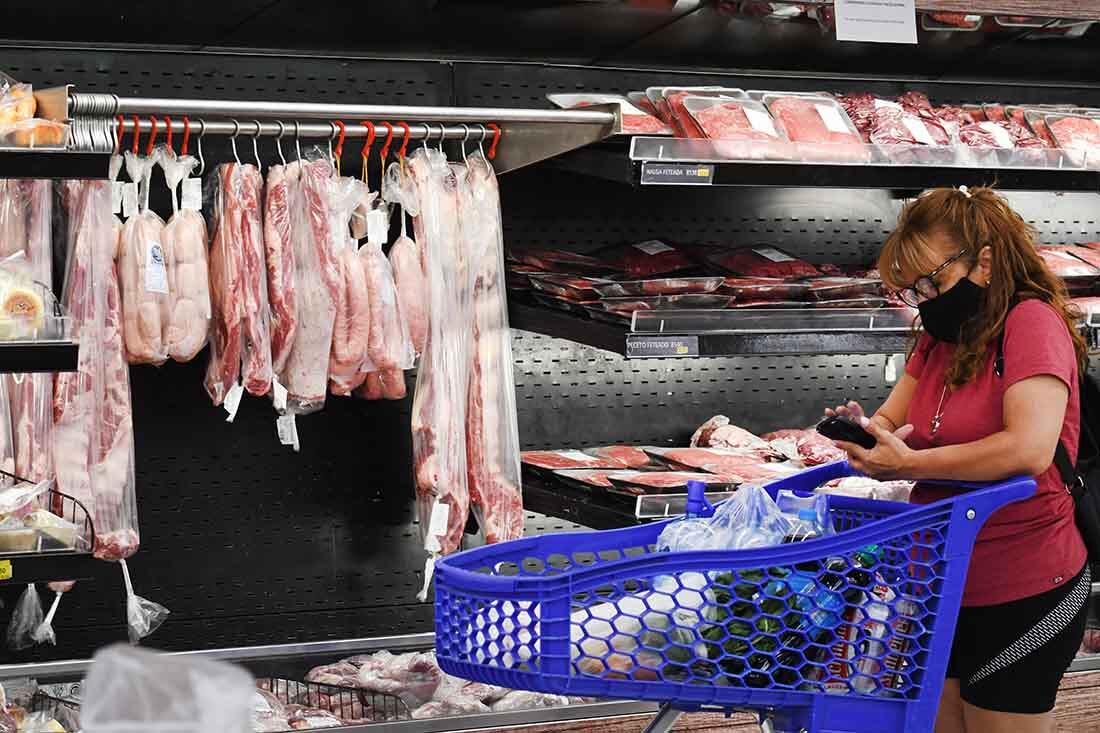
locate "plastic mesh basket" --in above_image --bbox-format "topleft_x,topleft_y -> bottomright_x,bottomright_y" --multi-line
435,461 -> 1035,733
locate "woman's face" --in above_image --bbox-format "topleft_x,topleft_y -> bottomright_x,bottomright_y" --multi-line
909,228 -> 991,303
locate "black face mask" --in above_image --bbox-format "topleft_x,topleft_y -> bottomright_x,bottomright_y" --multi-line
918,277 -> 983,343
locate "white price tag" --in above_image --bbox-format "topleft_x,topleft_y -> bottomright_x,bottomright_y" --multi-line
744,106 -> 778,137
272,379 -> 288,413
816,104 -> 851,135
182,178 -> 203,211
122,182 -> 139,219
633,240 -> 674,255
428,502 -> 450,537
903,117 -> 937,146
979,121 -> 1013,149
873,99 -> 903,110
753,247 -> 795,263
223,382 -> 244,423
144,240 -> 169,294
276,414 -> 300,452
111,181 -> 124,214
835,0 -> 917,44
367,209 -> 389,245
557,449 -> 598,463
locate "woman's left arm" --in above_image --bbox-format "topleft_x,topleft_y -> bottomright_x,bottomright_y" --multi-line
840,374 -> 1069,482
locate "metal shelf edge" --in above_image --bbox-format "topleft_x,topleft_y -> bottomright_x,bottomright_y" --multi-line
0,551 -> 100,586
0,152 -> 108,180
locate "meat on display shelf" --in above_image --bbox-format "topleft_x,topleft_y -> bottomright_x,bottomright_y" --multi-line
509,302 -> 913,358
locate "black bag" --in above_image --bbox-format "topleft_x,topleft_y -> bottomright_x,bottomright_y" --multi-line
996,337 -> 1100,561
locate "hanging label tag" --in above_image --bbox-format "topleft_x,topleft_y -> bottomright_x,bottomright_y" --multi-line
122,183 -> 139,219
276,414 -> 300,452
182,178 -> 203,211
633,240 -> 674,255
272,379 -> 288,413
873,99 -> 903,110
979,121 -> 1013,149
0,560 -> 10,581
744,106 -> 778,137
367,209 -> 388,245
144,240 -> 169,294
753,246 -> 795,263
111,181 -> 124,214
223,382 -> 244,423
428,502 -> 450,538
903,117 -> 937,146
557,449 -> 598,464
816,104 -> 851,135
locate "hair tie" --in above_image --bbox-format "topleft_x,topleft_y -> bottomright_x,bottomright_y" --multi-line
957,185 -> 972,199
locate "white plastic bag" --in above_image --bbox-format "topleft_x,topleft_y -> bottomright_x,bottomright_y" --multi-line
5,583 -> 42,650
82,645 -> 254,733
327,175 -> 371,395
30,584 -> 67,645
120,558 -> 169,643
710,484 -> 792,549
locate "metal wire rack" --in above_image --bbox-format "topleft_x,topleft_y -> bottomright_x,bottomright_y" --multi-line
257,677 -> 411,727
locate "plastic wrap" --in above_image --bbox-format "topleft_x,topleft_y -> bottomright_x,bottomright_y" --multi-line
1038,245 -> 1100,284
160,151 -> 211,363
584,445 -> 653,468
389,219 -> 428,356
120,558 -> 169,643
5,584 -> 43,651
410,147 -> 471,599
522,449 -> 630,470
706,246 -> 820,280
683,96 -> 795,160
546,93 -> 671,135
776,490 -> 835,541
804,276 -> 882,301
601,294 -> 732,314
658,87 -> 747,138
869,107 -> 954,164
689,415 -> 777,454
764,95 -> 870,162
82,644 -> 254,733
238,164 -> 273,396
118,151 -> 169,365
0,78 -> 35,127
1047,114 -> 1100,168
30,586 -> 65,645
283,158 -> 339,414
719,276 -> 811,300
710,485 -> 792,549
462,151 -> 524,546
593,276 -> 723,297
2,120 -> 67,148
763,427 -> 845,465
264,162 -> 299,377
357,194 -> 414,383
608,471 -> 736,495
326,176 -> 372,396
509,248 -> 618,275
54,181 -> 141,562
594,239 -> 695,278
528,273 -> 605,300
204,164 -> 243,406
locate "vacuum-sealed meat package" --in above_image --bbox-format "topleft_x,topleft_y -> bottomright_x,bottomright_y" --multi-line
607,471 -> 737,495
522,450 -> 628,471
327,176 -> 372,396
509,247 -> 619,276
527,273 -> 606,301
159,151 -> 211,363
804,276 -> 883,302
719,276 -> 811,301
118,150 -> 169,365
593,276 -> 724,297
600,293 -> 732,315
593,239 -> 695,279
546,93 -> 672,135
1047,115 -> 1100,168
869,107 -> 954,164
706,246 -> 821,280
764,95 -> 870,163
683,96 -> 795,160
1037,246 -> 1100,286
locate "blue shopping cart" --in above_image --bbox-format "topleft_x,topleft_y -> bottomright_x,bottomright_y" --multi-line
434,461 -> 1035,733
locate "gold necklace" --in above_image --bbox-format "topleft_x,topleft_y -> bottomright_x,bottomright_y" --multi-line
931,383 -> 949,435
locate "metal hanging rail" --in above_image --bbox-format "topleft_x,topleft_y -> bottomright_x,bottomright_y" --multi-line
67,92 -> 621,174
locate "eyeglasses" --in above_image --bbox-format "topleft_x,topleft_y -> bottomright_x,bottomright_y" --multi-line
895,249 -> 969,307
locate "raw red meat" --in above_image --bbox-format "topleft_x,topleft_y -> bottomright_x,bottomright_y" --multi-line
819,476 -> 913,502
930,106 -> 976,136
929,12 -> 979,27
763,428 -> 845,465
609,471 -> 736,493
1037,246 -> 1100,282
391,234 -> 428,355
565,99 -> 670,135
689,415 -> 778,456
1071,296 -> 1100,319
896,91 -> 933,113
585,445 -> 652,468
553,468 -> 621,488
1049,245 -> 1100,272
665,91 -> 709,138
1048,116 -> 1100,167
766,96 -> 869,162
238,164 -> 273,397
595,240 -> 694,278
511,248 -> 618,275
837,93 -> 878,140
869,107 -> 952,164
204,164 -> 244,405
594,276 -> 724,297
687,99 -> 793,160
528,273 -> 604,300
647,447 -> 789,482
521,450 -> 627,470
263,163 -> 298,376
707,246 -> 820,280
719,276 -> 811,301
984,104 -> 1007,123
804,277 -> 882,301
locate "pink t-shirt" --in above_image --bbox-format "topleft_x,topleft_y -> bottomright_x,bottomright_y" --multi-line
905,299 -> 1086,607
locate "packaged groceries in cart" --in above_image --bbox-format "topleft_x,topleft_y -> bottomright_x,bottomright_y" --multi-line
434,460 -> 1037,733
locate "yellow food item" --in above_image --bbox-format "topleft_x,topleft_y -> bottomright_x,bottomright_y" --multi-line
1,285 -> 44,332
0,85 -> 35,126
6,120 -> 66,148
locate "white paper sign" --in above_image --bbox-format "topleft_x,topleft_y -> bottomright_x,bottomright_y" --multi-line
816,104 -> 851,135
873,99 -> 903,110
367,209 -> 388,245
182,178 -> 203,211
744,107 -> 778,137
633,240 -> 674,255
753,247 -> 795,263
111,181 -> 124,214
122,182 -> 139,219
144,240 -> 169,294
835,0 -> 918,45
272,379 -> 288,413
903,117 -> 937,146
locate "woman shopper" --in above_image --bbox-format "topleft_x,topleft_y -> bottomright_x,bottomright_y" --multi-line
828,186 -> 1089,733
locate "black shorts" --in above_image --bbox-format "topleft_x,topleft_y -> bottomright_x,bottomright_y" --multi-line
947,562 -> 1090,714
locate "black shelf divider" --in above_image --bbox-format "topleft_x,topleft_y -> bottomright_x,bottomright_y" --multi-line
0,551 -> 101,586
0,151 -> 109,181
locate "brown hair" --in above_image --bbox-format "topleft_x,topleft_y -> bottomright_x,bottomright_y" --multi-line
879,186 -> 1088,386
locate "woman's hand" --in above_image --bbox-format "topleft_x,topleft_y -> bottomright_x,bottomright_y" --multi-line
834,418 -> 918,481
824,401 -> 865,421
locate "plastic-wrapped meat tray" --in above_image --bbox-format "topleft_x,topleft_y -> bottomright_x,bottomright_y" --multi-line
531,292 -> 597,316
593,240 -> 696,279
719,276 -> 812,301
727,299 -> 813,309
606,470 -> 737,496
1046,114 -> 1100,169
1072,296 -> 1100,320
1037,246 -> 1100,285
522,449 -> 629,471
583,304 -> 631,325
804,277 -> 883,302
869,107 -> 956,165
651,87 -> 747,138
593,276 -> 724,298
600,293 -> 733,315
511,248 -> 621,275
706,246 -> 821,280
528,273 -> 607,300
682,96 -> 795,161
552,468 -> 630,491
585,445 -> 656,468
546,93 -> 672,135
763,94 -> 871,163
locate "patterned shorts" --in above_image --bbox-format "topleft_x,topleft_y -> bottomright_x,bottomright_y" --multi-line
947,563 -> 1090,714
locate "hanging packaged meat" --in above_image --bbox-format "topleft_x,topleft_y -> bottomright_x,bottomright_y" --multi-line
205,164 -> 245,408
118,147 -> 169,365
283,156 -> 339,414
383,159 -> 428,356
54,180 -> 167,641
462,150 -> 524,545
410,146 -> 471,600
264,162 -> 299,378
159,148 -> 211,363
327,175 -> 372,396
238,163 -> 273,396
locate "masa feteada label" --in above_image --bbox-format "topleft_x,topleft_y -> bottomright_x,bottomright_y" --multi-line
641,163 -> 715,185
